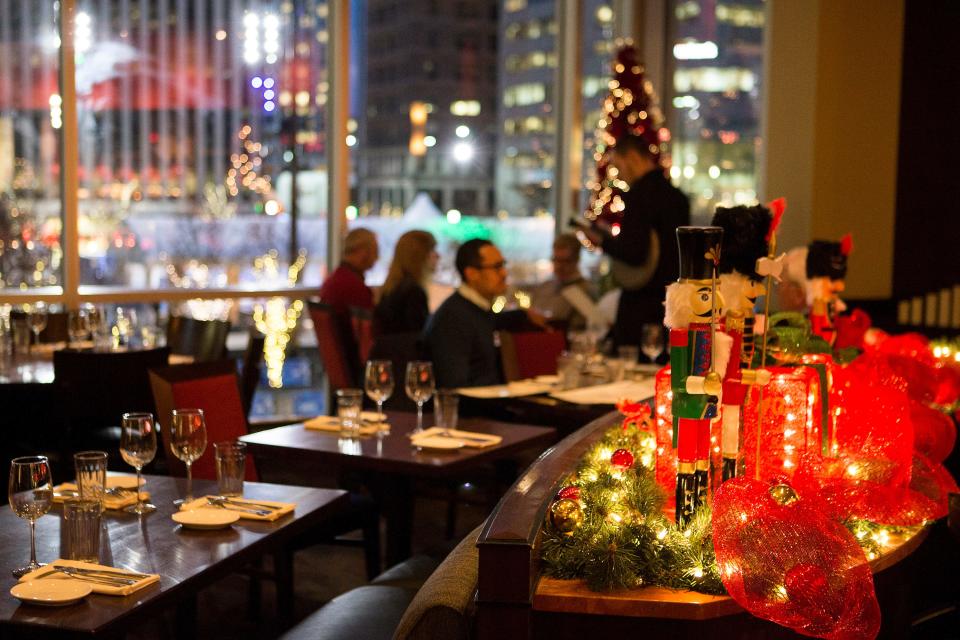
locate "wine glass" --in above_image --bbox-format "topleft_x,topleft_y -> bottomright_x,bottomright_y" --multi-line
169,409 -> 207,504
114,307 -> 136,347
119,412 -> 157,514
405,361 -> 435,433
364,360 -> 394,429
28,302 -> 48,352
8,456 -> 53,577
68,308 -> 89,346
641,323 -> 664,363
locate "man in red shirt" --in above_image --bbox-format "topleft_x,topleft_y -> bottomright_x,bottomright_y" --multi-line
319,227 -> 379,315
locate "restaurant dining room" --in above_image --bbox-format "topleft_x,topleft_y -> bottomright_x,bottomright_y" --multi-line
1,0 -> 959,638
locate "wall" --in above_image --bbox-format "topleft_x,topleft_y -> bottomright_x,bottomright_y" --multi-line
763,0 -> 904,300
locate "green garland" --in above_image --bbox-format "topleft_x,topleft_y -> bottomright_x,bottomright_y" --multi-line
540,418 -> 725,594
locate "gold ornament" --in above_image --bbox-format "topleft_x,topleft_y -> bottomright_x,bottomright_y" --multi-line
549,498 -> 584,535
703,371 -> 723,396
769,483 -> 800,506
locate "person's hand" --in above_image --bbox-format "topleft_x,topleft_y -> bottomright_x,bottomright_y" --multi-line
525,308 -> 553,331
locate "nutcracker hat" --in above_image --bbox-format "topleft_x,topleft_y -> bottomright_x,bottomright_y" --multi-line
710,204 -> 772,279
676,226 -> 723,282
806,234 -> 853,280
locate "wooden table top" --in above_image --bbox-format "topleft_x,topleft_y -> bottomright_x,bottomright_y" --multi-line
241,411 -> 557,477
0,475 -> 347,637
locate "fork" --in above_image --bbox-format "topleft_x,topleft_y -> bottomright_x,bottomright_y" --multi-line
212,496 -> 281,511
46,566 -> 137,586
205,497 -> 271,516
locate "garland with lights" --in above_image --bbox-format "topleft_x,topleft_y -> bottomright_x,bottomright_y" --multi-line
540,402 -> 725,594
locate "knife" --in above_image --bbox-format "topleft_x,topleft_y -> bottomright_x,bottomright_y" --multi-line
53,564 -> 152,580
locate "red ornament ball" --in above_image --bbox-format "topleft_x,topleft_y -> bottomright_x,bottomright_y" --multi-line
556,485 -> 581,501
610,448 -> 635,470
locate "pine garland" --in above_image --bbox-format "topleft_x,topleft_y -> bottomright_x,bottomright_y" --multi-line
540,413 -> 725,594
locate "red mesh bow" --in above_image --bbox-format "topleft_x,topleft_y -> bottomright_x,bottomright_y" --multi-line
910,400 -> 957,464
834,309 -> 872,351
713,478 -> 880,639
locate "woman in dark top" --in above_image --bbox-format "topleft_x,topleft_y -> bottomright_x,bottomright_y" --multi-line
374,230 -> 438,334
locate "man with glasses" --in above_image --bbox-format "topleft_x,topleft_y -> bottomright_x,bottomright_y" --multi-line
530,233 -> 596,331
423,238 -> 546,388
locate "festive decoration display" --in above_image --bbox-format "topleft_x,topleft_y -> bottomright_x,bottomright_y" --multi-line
799,235 -> 853,346
541,409 -> 723,593
713,478 -> 881,640
711,200 -> 782,481
664,226 -> 731,525
610,448 -> 635,471
584,42 -> 668,228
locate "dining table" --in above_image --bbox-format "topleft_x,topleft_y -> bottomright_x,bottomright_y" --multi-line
240,412 -> 557,566
0,475 -> 347,638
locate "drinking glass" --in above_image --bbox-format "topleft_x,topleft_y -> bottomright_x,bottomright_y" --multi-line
433,389 -> 459,436
214,441 -> 246,497
336,388 -> 364,438
364,360 -> 394,429
114,306 -> 137,347
169,408 -> 207,504
8,456 -> 53,577
119,412 -> 157,514
63,499 -> 101,563
641,324 -> 664,363
67,309 -> 89,345
28,302 -> 48,352
405,361 -> 435,433
74,450 -> 108,510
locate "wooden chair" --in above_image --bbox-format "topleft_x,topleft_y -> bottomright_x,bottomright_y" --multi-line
165,315 -> 230,362
350,306 -> 374,364
499,330 -> 567,381
53,347 -> 170,470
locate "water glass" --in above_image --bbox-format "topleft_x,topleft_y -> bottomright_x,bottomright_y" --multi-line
337,388 -> 364,438
214,441 -> 247,497
9,456 -> 53,577
68,309 -> 89,345
557,352 -> 581,390
74,451 -> 108,510
63,499 -> 101,564
434,389 -> 459,435
12,316 -> 31,356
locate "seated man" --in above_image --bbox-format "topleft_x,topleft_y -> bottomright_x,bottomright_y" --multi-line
423,238 -> 544,388
529,233 -> 596,331
319,227 -> 379,317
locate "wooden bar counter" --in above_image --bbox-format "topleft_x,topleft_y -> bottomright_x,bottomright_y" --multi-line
475,411 -> 934,639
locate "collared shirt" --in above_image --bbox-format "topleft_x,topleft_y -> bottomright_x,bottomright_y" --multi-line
457,284 -> 491,311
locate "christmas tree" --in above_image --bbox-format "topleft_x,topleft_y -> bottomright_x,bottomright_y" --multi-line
585,42 -> 669,227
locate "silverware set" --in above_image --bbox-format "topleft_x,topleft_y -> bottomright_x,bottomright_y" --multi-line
204,496 -> 280,517
37,565 -> 150,586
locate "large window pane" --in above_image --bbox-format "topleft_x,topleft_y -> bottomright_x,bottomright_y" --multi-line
667,0 -> 765,222
73,0 -> 327,290
0,0 -> 62,292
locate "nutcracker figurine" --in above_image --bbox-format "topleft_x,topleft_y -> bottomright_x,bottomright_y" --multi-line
805,235 -> 853,346
711,201 -> 784,482
665,226 -> 731,526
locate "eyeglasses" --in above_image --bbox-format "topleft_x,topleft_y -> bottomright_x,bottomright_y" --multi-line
474,260 -> 507,271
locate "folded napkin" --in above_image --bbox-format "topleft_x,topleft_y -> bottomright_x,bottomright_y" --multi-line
179,495 -> 296,522
52,481 -> 148,511
457,380 -> 553,399
410,427 -> 502,449
304,411 -> 389,435
21,559 -> 160,596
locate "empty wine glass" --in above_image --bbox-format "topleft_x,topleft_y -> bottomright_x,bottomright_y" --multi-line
28,302 -> 48,352
405,361 -> 435,433
68,308 -> 89,346
641,323 -> 664,363
365,360 -> 394,431
114,307 -> 136,347
9,456 -> 53,577
119,412 -> 157,514
169,409 -> 207,504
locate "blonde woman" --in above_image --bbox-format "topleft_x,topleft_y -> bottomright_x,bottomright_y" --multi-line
374,230 -> 438,335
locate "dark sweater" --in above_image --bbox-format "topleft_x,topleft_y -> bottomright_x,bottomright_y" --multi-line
422,292 -> 527,388
374,277 -> 429,335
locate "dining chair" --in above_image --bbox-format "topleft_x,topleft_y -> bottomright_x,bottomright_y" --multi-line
239,329 -> 266,420
165,315 -> 231,362
349,306 -> 374,364
308,300 -> 359,406
53,347 -> 170,470
499,330 -> 567,381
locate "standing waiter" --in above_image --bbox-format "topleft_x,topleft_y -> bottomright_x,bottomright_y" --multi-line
580,132 -> 690,351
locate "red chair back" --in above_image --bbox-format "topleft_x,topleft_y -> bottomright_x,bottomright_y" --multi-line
500,331 -> 567,381
308,300 -> 356,391
149,361 -> 258,482
350,306 -> 374,363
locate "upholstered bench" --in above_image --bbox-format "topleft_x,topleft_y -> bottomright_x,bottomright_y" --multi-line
280,525 -> 481,640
